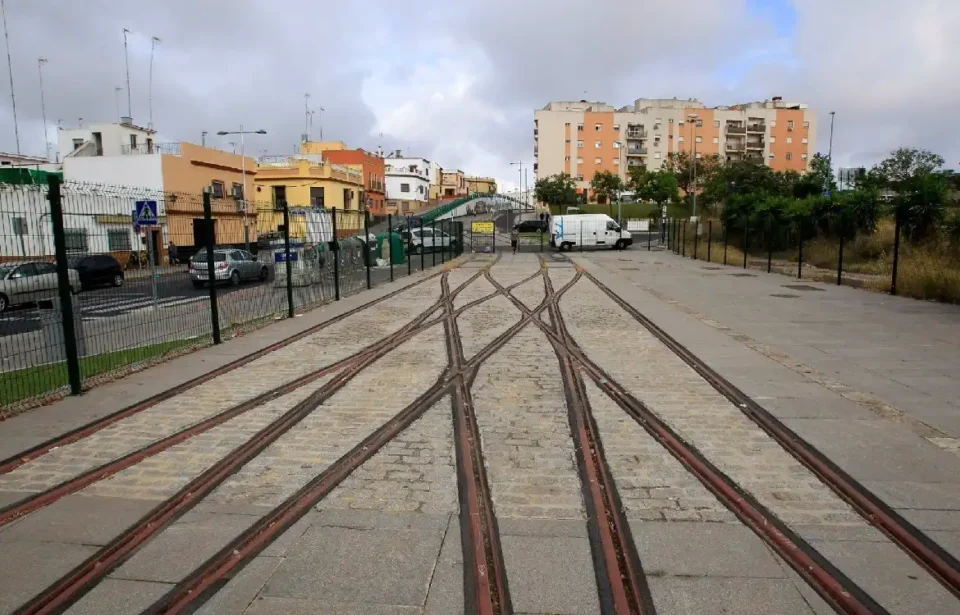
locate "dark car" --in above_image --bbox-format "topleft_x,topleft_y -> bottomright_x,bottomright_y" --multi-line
69,254 -> 124,291
514,220 -> 547,233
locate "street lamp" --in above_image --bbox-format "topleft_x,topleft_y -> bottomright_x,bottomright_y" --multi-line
216,126 -> 267,251
688,113 -> 699,219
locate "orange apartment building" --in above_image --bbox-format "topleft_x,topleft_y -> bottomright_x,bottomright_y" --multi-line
534,96 -> 817,200
300,141 -> 387,215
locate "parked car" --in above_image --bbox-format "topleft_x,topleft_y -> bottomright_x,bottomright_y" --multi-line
549,214 -> 633,251
0,261 -> 80,312
514,220 -> 548,233
405,227 -> 458,255
189,248 -> 269,288
69,254 -> 124,291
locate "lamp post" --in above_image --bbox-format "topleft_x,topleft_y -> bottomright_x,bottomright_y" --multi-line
217,126 -> 267,252
114,87 -> 123,122
122,28 -> 132,118
826,111 -> 836,192
511,160 -> 523,220
2,0 -> 20,155
38,58 -> 49,161
148,36 -> 161,129
688,113 -> 699,219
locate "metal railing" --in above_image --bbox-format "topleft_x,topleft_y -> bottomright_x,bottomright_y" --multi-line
120,142 -> 181,156
726,125 -> 746,134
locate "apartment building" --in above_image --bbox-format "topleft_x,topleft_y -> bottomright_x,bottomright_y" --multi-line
441,169 -> 468,197
384,152 -> 434,214
534,97 -> 817,199
467,176 -> 497,194
300,141 -> 387,215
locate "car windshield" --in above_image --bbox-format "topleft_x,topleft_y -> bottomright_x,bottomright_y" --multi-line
0,266 -> 13,278
193,250 -> 227,262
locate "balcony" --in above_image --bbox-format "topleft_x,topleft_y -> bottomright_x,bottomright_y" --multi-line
626,129 -> 646,139
746,140 -> 765,150
725,125 -> 746,134
626,146 -> 647,155
746,123 -> 766,133
121,142 -> 181,156
726,141 -> 745,151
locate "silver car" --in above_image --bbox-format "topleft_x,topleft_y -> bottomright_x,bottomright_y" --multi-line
189,248 -> 269,288
0,261 -> 80,312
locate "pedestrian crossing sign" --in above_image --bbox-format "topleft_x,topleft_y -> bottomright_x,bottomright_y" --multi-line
134,200 -> 159,227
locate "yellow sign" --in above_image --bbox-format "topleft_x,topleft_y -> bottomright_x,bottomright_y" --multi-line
471,221 -> 494,234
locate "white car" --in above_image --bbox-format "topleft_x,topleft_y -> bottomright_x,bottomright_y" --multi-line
404,227 -> 458,255
0,261 -> 80,312
549,214 -> 633,251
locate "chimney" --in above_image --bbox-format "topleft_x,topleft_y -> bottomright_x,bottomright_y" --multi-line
121,116 -> 133,125
395,149 -> 402,158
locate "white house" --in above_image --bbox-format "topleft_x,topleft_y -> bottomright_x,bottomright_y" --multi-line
384,152 -> 433,214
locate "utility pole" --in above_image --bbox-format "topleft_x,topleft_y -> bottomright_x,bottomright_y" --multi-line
38,58 -> 49,161
688,113 -> 699,218
148,36 -> 161,129
827,111 -> 836,192
319,106 -> 325,140
304,93 -> 310,141
201,131 -> 207,147
122,28 -> 132,118
2,0 -> 20,155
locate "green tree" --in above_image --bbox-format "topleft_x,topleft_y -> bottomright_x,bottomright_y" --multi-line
589,170 -> 624,213
626,165 -> 651,194
638,171 -> 679,206
876,147 -> 945,191
535,173 -> 578,214
894,171 -> 949,241
663,152 -> 722,199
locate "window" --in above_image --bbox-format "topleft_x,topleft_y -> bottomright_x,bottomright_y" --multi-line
695,136 -> 702,143
107,229 -> 131,251
613,124 -> 620,131
678,121 -> 684,126
577,140 -> 584,148
564,156 -> 571,162
272,185 -> 287,207
769,136 -> 776,143
801,153 -> 808,160
787,120 -> 794,131
211,181 -> 225,198
768,153 -> 775,159
803,121 -> 810,129
606,221 -> 620,231
594,157 -> 602,164
802,138 -> 808,144
613,141 -> 621,149
594,141 -> 602,149
713,137 -> 719,144
12,217 -> 26,236
310,186 -> 324,207
695,153 -> 702,159
72,138 -> 84,150
565,139 -> 571,144
400,183 -> 410,192
35,262 -> 57,274
577,157 -> 584,164
595,124 -> 602,131
232,183 -> 244,199
654,152 -> 661,159
64,229 -> 88,253
714,120 -> 720,128
577,124 -> 584,131
344,188 -> 352,206
668,118 -> 674,123
129,134 -> 138,149
11,263 -> 38,278
565,122 -> 571,127
786,137 -> 792,144
696,120 -> 703,127
786,152 -> 793,161
678,136 -> 684,142
770,120 -> 776,127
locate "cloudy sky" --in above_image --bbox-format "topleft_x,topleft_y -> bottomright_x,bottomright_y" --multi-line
1,0 -> 958,191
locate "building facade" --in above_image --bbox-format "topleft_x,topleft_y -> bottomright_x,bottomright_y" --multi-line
441,169 -> 467,197
534,97 -> 817,199
467,176 -> 497,194
300,141 -> 387,216
385,154 -> 433,214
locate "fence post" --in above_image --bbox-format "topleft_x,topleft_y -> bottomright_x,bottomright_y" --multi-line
647,218 -> 652,251
540,228 -> 544,252
202,190 -> 222,344
891,208 -> 902,295
282,203 -> 295,318
420,221 -> 426,269
707,220 -> 712,262
47,175 -> 82,394
837,232 -> 845,286
797,220 -> 804,279
681,220 -> 686,257
388,214 -> 394,282
331,208 -> 341,301
723,224 -> 728,266
579,221 -> 583,252
431,220 -> 437,267
693,219 -> 699,260
743,225 -> 749,269
766,219 -> 773,274
364,211 -> 372,290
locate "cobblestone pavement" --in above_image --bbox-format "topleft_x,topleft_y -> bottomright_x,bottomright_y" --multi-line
1,253 -> 958,615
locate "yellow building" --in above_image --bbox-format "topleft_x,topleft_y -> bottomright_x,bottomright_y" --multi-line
253,157 -> 364,237
466,176 -> 497,194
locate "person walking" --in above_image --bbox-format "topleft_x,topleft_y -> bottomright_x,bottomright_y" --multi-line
510,225 -> 520,254
168,241 -> 179,265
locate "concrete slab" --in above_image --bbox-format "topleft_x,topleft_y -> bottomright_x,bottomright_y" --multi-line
862,480 -> 960,510
647,577 -> 815,615
783,418 -> 960,483
243,598 -> 421,615
195,556 -> 282,615
261,524 -> 444,606
0,494 -> 155,546
0,490 -> 26,508
897,508 -> 960,531
110,511 -> 256,584
629,521 -> 785,578
425,515 -> 463,615
496,517 -> 589,538
928,531 -> 960,559
810,539 -> 958,614
313,508 -> 452,532
756,396 -> 879,421
0,540 -> 98,614
500,534 -> 599,615
64,578 -> 172,615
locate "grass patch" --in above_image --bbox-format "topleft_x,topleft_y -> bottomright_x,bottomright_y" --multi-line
0,337 -> 204,407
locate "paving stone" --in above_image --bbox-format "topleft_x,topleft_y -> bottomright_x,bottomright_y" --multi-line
195,556 -> 283,615
313,508 -> 452,532
897,508 -> 960,531
0,493 -> 155,546
496,517 -> 588,538
647,577 -> 815,615
110,511 -> 257,584
630,521 -> 786,578
0,540 -> 98,614
243,598 -> 421,615
500,534 -> 600,615
511,275 -> 547,310
64,578 -> 173,615
456,294 -> 522,361
862,480 -> 960,510
757,396 -> 879,420
452,274 -> 496,312
260,524 -> 444,606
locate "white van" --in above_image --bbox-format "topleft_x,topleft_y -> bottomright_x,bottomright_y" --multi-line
549,214 -> 633,251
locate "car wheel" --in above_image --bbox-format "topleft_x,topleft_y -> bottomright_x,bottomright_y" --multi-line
413,244 -> 422,255
0,293 -> 8,313
192,280 -> 205,289
230,270 -> 241,286
259,267 -> 268,281
113,273 -> 124,287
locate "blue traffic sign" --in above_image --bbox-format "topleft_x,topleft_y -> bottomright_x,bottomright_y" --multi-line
134,200 -> 159,226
